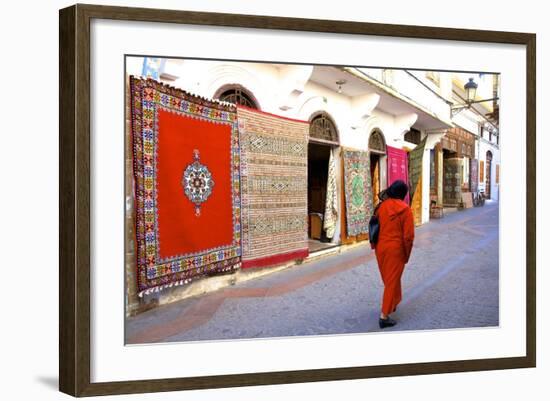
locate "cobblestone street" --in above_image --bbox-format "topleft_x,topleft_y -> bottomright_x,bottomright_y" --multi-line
126,202 -> 499,344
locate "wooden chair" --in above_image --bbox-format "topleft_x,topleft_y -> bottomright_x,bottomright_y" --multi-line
309,213 -> 323,240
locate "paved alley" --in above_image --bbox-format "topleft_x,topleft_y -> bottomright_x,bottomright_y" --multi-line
126,202 -> 499,344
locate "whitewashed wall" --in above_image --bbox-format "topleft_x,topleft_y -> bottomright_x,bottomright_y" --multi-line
127,57 -> 479,227
479,139 -> 501,201
128,57 -> 424,147
454,111 -> 480,137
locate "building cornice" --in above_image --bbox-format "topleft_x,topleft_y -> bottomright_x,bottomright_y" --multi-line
342,67 -> 454,129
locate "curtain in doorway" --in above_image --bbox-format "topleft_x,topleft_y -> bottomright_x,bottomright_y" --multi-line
342,149 -> 373,236
323,148 -> 338,239
237,107 -> 309,268
130,77 -> 242,296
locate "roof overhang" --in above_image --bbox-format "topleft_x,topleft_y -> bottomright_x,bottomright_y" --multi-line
341,67 -> 454,130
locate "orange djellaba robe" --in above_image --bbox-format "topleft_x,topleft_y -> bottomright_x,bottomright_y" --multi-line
373,198 -> 415,316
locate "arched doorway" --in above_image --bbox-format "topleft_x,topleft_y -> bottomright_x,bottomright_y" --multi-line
485,150 -> 493,199
368,129 -> 387,205
307,113 -> 339,251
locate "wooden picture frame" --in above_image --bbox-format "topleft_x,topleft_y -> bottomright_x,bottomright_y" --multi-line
59,3 -> 536,397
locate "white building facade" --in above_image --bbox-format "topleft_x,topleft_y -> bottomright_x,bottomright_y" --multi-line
126,57 -> 499,243
125,57 -> 500,314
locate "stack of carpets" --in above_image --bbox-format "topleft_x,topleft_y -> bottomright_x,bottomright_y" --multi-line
237,106 -> 309,268
130,77 -> 242,296
342,149 -> 373,237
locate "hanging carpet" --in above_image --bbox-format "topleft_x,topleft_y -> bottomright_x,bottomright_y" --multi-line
237,106 -> 309,268
323,148 -> 338,239
387,146 -> 410,205
342,149 -> 373,237
130,77 -> 242,295
407,136 -> 427,201
443,157 -> 464,206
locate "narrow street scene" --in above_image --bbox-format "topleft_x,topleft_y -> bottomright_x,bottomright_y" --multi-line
125,57 -> 500,344
126,202 -> 498,343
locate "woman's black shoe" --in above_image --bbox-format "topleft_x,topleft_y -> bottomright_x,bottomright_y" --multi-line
379,317 -> 397,329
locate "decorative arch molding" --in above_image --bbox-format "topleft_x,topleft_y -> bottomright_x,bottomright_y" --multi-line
297,95 -> 339,124
363,114 -> 419,148
309,112 -> 340,144
363,116 -> 388,146
368,129 -> 387,154
205,64 -> 265,110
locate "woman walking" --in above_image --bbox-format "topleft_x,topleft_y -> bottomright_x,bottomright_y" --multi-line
373,180 -> 415,329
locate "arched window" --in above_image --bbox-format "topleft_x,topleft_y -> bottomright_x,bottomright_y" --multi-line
309,113 -> 339,144
368,129 -> 386,154
218,87 -> 258,109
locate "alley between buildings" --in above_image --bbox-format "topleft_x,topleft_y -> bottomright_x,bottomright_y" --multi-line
126,202 -> 499,344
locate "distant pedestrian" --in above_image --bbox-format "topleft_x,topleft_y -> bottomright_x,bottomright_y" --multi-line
372,180 -> 415,329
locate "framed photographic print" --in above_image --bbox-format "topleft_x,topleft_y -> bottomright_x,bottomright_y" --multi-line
59,3 -> 536,397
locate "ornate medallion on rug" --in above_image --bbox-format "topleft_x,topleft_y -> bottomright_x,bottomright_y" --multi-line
130,77 -> 241,295
237,107 -> 309,268
342,149 -> 373,236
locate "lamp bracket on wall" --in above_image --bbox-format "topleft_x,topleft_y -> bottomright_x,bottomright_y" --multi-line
450,97 -> 499,118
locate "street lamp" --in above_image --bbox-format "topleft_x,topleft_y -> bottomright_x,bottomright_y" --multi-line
464,78 -> 478,103
451,77 -> 498,118
336,79 -> 347,94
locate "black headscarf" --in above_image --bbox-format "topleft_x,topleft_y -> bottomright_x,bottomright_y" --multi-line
378,180 -> 409,201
